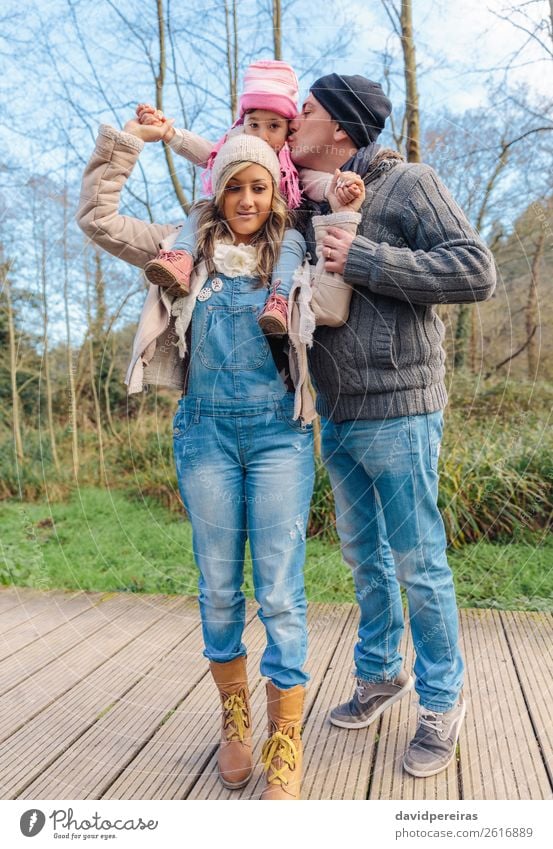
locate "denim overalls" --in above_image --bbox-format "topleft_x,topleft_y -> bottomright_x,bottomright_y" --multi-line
173,267 -> 314,689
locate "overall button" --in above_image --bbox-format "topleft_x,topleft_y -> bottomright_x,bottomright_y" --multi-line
211,277 -> 224,292
197,287 -> 212,302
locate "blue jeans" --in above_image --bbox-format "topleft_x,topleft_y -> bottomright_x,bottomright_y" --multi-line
321,412 -> 464,712
174,395 -> 314,690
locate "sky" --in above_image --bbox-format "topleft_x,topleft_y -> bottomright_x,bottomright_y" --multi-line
304,0 -> 552,111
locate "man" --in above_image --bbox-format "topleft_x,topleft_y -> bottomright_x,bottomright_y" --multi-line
288,74 -> 496,778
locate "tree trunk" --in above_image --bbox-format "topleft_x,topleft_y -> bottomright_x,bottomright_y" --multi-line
62,181 -> 79,479
526,228 -> 545,380
400,0 -> 421,162
156,0 -> 190,214
3,260 -> 25,463
40,236 -> 60,472
224,0 -> 239,120
272,0 -> 282,60
85,255 -> 106,486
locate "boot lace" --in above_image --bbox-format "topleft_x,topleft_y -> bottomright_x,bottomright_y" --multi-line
416,709 -> 446,739
222,692 -> 249,743
158,250 -> 184,263
261,730 -> 297,786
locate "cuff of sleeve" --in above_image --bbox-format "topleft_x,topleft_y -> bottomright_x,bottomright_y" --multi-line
344,236 -> 378,287
312,210 -> 362,228
167,127 -> 184,152
98,124 -> 144,154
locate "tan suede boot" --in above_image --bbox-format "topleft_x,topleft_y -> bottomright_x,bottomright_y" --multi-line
209,657 -> 253,789
260,681 -> 305,800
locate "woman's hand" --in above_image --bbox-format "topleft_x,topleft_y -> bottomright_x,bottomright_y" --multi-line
123,116 -> 175,143
322,226 -> 356,275
135,103 -> 176,142
327,169 -> 366,213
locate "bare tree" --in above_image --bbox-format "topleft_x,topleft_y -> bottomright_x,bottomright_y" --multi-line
381,0 -> 421,161
2,254 -> 24,463
272,0 -> 282,60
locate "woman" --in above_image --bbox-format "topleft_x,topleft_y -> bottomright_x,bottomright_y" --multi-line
77,118 -> 316,800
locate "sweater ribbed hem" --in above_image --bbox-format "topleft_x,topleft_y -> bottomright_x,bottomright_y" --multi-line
315,382 -> 448,422
343,236 -> 377,287
98,124 -> 144,154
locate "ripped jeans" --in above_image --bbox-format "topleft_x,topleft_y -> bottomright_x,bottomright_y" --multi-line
174,394 -> 314,689
321,412 -> 464,712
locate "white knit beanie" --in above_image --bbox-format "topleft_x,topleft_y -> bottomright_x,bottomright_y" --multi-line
211,134 -> 281,195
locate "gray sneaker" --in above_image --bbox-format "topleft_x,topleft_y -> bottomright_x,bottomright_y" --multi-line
329,669 -> 414,729
403,694 -> 466,778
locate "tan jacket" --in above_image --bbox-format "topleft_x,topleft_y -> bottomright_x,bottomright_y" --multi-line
76,124 -> 316,423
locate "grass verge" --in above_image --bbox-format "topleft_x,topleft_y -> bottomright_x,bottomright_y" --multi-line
1,489 -> 552,610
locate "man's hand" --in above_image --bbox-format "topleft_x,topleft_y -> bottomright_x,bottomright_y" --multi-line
327,169 -> 366,213
123,116 -> 175,143
322,226 -> 356,275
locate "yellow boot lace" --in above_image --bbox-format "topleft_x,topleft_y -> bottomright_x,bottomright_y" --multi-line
261,731 -> 298,786
222,692 -> 249,743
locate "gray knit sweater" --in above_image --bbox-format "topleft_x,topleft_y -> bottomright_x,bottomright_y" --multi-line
306,156 -> 496,422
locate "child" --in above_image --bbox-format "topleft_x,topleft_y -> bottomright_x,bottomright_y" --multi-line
139,60 -> 301,336
138,60 -> 360,336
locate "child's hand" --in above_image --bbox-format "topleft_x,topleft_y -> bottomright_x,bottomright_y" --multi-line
327,169 -> 366,213
136,103 -> 175,141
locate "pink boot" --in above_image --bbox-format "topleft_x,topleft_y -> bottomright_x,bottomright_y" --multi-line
258,291 -> 288,336
144,250 -> 194,297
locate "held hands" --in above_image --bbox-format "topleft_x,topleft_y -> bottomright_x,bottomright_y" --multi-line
327,169 -> 366,213
122,103 -> 176,143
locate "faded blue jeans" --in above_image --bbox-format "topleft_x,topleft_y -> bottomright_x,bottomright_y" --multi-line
173,262 -> 314,690
321,412 -> 464,712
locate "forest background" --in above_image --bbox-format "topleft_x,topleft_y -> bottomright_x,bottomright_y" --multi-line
1,0 -> 552,610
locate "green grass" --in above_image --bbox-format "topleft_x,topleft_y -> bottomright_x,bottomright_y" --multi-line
1,488 -> 552,610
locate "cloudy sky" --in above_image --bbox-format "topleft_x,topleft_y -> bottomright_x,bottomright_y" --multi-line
300,0 -> 551,110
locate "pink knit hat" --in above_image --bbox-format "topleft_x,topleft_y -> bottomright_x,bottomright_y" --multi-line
238,59 -> 299,119
201,59 -> 302,208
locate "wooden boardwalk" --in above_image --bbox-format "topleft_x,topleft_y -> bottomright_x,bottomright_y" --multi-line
0,587 -> 551,800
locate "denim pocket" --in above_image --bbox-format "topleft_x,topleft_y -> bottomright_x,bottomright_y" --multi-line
279,410 -> 313,434
172,402 -> 196,439
426,412 -> 443,471
197,305 -> 269,371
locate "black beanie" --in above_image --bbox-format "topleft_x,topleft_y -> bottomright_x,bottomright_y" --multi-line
310,74 -> 392,146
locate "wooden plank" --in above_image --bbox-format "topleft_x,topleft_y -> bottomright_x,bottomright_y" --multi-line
0,592 -> 103,660
0,595 -> 190,798
19,598 -> 212,799
0,587 -> 46,613
0,593 -> 139,697
188,603 -> 353,800
369,624 -> 459,800
500,611 -> 553,788
458,608 -> 551,799
0,590 -> 90,634
302,606 -> 374,800
0,596 -> 197,743
0,592 -> 182,696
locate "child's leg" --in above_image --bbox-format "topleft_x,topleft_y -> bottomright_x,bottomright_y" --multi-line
259,228 -> 305,335
171,209 -> 200,257
144,211 -> 199,296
